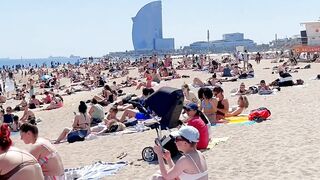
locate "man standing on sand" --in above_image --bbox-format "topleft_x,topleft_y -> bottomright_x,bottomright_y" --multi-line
242,50 -> 249,71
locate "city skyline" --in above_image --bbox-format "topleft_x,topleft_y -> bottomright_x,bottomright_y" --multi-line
0,0 -> 319,58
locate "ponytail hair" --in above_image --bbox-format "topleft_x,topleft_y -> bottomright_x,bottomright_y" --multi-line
78,101 -> 87,114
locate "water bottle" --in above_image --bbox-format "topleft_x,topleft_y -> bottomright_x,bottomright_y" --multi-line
136,121 -> 144,132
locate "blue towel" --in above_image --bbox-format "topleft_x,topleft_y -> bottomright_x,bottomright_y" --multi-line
64,161 -> 127,180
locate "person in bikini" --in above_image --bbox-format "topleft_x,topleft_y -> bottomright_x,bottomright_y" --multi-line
0,124 -> 44,180
29,95 -> 42,109
54,101 -> 91,144
199,88 -> 218,124
225,95 -> 249,117
20,123 -> 65,179
213,86 -> 229,122
151,126 -> 208,180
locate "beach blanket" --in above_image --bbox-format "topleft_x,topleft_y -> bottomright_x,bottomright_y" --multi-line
64,161 -> 127,180
206,137 -> 229,149
96,125 -> 151,137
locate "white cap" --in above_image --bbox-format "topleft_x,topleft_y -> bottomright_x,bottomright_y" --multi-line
170,126 -> 199,143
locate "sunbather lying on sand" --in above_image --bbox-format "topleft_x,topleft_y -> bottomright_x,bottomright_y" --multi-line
193,73 -> 222,87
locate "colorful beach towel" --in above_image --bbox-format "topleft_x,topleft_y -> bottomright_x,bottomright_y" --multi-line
225,115 -> 249,124
64,161 -> 127,180
212,115 -> 256,126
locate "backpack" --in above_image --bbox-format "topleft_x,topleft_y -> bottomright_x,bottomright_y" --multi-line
248,107 -> 271,123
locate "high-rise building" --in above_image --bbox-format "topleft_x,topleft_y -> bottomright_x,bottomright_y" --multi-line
132,1 -> 174,51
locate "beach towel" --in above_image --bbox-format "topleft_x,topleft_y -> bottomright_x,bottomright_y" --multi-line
98,125 -> 151,136
225,115 -> 249,124
206,137 -> 229,149
211,114 -> 256,126
64,161 -> 127,180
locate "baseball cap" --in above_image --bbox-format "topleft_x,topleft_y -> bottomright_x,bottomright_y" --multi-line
170,126 -> 199,143
183,103 -> 198,111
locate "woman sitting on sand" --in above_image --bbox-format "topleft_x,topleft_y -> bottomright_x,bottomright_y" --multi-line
136,70 -> 153,90
199,88 -> 218,124
151,126 -> 208,180
93,85 -> 117,105
14,95 -> 28,111
0,124 -> 44,180
182,103 -> 210,149
54,101 -> 91,144
226,95 -> 249,117
213,86 -> 229,121
29,95 -> 42,109
20,104 -> 37,125
20,123 -> 65,179
182,84 -> 198,104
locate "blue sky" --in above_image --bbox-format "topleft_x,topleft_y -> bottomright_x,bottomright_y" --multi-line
0,0 -> 319,58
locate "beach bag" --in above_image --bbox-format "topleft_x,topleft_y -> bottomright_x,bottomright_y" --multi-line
67,130 -> 88,143
248,107 -> 271,122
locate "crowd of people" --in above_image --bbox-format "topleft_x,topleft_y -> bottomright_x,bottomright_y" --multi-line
0,50 -> 318,179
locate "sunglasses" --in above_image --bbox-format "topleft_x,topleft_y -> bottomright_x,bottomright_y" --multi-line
175,136 -> 191,143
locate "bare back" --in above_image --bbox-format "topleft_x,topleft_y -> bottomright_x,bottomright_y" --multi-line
0,147 -> 44,180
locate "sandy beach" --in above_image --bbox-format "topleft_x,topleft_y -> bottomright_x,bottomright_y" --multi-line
8,60 -> 320,180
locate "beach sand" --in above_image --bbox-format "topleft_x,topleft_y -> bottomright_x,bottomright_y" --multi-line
10,60 -> 320,180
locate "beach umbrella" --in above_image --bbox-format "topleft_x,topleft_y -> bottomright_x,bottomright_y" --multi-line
41,75 -> 52,81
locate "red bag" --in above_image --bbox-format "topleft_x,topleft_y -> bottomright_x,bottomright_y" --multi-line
248,107 -> 271,122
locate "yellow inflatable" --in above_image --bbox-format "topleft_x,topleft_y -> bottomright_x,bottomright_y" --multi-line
225,115 -> 249,124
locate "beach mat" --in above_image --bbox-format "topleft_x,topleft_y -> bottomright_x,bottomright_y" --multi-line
64,161 -> 127,180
